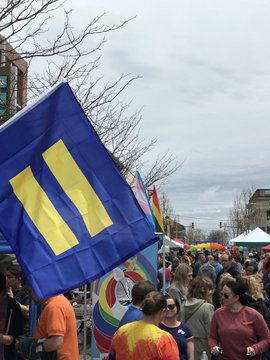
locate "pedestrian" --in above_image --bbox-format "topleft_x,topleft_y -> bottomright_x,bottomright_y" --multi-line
216,253 -> 240,286
193,252 -> 206,277
0,272 -> 23,360
209,277 -> 270,360
198,255 -> 216,284
243,261 -> 259,276
118,280 -> 155,327
212,272 -> 234,309
168,263 -> 193,321
184,276 -> 214,360
109,291 -> 179,360
158,256 -> 173,292
5,263 -> 29,336
241,275 -> 270,329
18,288 -> 79,360
159,294 -> 194,360
212,254 -> 223,277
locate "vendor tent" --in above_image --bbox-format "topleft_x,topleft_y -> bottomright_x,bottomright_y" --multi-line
158,245 -> 170,254
231,227 -> 270,247
163,235 -> 184,248
228,231 -> 251,246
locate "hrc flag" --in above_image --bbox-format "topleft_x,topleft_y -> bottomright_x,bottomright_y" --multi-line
0,82 -> 159,299
151,186 -> 164,233
135,171 -> 155,229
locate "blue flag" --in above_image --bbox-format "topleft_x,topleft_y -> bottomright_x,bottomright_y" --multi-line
0,82 -> 159,298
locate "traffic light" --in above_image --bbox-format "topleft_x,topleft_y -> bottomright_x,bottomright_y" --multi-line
191,222 -> 194,229
219,221 -> 222,229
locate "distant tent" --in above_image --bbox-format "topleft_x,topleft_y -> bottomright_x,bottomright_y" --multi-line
158,245 -> 170,253
163,235 -> 184,248
230,227 -> 270,247
228,231 -> 251,246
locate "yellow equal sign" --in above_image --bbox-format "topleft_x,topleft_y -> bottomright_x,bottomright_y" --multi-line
10,166 -> 79,255
42,139 -> 113,237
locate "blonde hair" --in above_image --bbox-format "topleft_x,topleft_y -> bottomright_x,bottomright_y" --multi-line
243,275 -> 264,301
218,273 -> 235,290
171,263 -> 192,297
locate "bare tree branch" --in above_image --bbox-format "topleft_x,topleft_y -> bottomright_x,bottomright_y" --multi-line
229,186 -> 256,236
1,1 -> 135,60
142,154 -> 184,188
1,0 -> 181,186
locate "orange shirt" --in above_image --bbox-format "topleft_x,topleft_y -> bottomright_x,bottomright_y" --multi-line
34,295 -> 79,360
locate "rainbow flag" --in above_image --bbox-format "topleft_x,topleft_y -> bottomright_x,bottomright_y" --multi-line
151,186 -> 164,233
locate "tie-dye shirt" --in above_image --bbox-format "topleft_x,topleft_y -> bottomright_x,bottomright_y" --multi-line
109,321 -> 179,360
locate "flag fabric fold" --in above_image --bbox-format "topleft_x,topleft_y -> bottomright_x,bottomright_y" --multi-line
0,82 -> 159,299
151,186 -> 164,233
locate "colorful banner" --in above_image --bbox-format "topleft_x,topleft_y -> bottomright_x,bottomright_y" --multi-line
91,244 -> 157,359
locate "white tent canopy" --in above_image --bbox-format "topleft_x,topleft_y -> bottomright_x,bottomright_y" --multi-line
158,245 -> 170,254
163,235 -> 184,248
229,227 -> 270,247
228,231 -> 251,246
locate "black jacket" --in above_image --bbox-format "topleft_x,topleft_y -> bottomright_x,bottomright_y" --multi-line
243,294 -> 270,328
3,295 -> 24,360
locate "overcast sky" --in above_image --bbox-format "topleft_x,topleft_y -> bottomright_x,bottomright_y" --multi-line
65,0 -> 270,232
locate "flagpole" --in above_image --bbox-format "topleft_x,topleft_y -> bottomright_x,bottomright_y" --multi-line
162,233 -> 166,295
156,231 -> 166,295
83,284 -> 87,360
151,185 -> 165,294
162,216 -> 171,295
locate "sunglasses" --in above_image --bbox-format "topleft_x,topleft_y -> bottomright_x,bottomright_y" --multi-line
166,304 -> 176,310
220,293 -> 229,299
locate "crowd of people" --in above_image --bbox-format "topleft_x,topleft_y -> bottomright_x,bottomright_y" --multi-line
1,246 -> 270,359
110,247 -> 270,360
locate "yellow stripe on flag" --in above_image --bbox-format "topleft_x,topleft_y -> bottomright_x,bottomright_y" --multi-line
42,140 -> 113,236
10,166 -> 79,255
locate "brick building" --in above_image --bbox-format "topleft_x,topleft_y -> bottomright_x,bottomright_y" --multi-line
0,36 -> 27,125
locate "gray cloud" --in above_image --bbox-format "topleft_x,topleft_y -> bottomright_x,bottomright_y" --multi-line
68,0 -> 270,231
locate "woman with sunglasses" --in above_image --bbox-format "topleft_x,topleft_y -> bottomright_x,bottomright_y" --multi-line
209,277 -> 270,360
159,295 -> 194,360
109,291 -> 179,360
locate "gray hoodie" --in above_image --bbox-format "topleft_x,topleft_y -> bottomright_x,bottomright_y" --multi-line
184,298 -> 214,360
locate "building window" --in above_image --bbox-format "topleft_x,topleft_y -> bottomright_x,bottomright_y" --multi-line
267,210 -> 270,221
